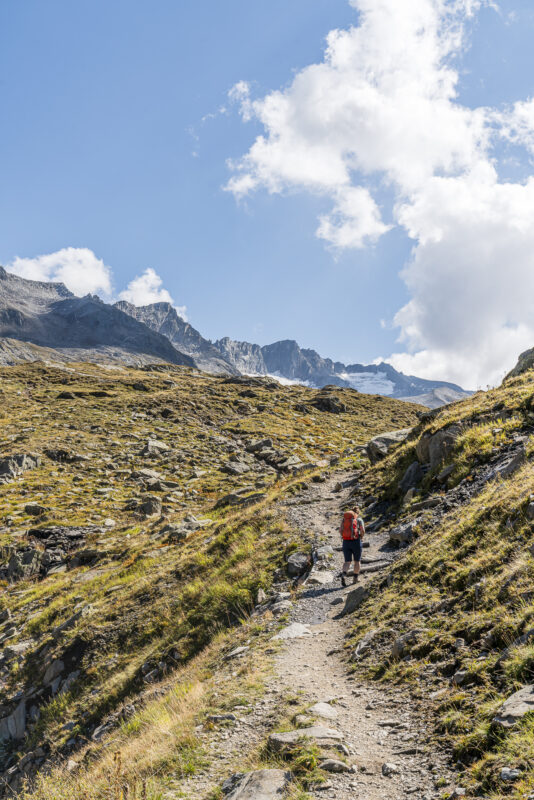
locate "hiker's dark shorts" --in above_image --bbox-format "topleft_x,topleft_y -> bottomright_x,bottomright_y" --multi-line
342,539 -> 362,562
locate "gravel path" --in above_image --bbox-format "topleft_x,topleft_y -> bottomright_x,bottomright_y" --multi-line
268,472 -> 450,800
177,472 -> 452,799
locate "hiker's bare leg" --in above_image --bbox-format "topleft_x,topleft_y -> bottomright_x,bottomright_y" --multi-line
343,561 -> 351,574
353,560 -> 361,575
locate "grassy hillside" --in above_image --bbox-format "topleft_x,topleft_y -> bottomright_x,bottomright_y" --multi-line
348,367 -> 534,799
0,361 -> 420,798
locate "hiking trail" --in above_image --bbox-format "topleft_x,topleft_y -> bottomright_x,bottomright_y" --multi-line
179,471 -> 451,800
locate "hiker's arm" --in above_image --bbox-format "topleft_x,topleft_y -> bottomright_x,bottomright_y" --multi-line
360,519 -> 366,539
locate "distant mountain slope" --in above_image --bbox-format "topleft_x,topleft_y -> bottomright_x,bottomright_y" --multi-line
397,386 -> 472,409
0,268 -> 194,367
214,336 -> 468,400
0,270 -> 469,406
115,301 -> 238,375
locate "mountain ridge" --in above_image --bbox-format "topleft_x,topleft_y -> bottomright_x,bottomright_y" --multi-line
0,268 -> 470,406
0,269 -> 194,367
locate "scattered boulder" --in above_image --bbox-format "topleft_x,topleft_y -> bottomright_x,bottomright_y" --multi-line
268,726 -> 343,754
214,492 -> 266,510
0,453 -> 41,483
367,430 -> 412,464
141,439 -> 169,456
43,659 -> 64,685
273,623 -> 311,640
391,629 -> 422,659
501,767 -> 520,782
222,769 -> 291,800
320,759 -> 351,773
24,503 -> 47,516
224,646 -> 249,661
437,464 -> 455,483
307,570 -> 334,585
44,449 -> 87,464
246,439 -> 273,453
286,552 -> 310,577
223,461 -> 251,476
428,426 -> 461,469
382,762 -> 401,777
312,395 -> 346,414
389,520 -> 419,545
341,586 -> 369,616
139,496 -> 162,518
0,700 -> 26,742
415,432 -> 432,463
493,446 -> 526,479
399,461 -> 423,494
493,684 -> 534,727
309,702 -> 338,720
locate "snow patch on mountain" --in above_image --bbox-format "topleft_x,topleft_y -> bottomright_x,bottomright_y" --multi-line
338,371 -> 395,395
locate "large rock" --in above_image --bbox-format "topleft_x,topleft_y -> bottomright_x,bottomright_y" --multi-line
493,446 -> 526,479
389,520 -> 419,545
222,769 -> 291,799
367,429 -> 412,464
307,570 -> 334,585
0,700 -> 26,742
309,702 -> 338,720
415,432 -> 432,464
139,496 -> 162,518
428,426 -> 461,469
399,461 -> 423,494
493,684 -> 534,728
0,453 -> 41,483
391,629 -> 423,659
268,726 -> 343,754
286,552 -> 310,577
312,395 -> 346,414
341,586 -> 369,616
273,623 -> 311,640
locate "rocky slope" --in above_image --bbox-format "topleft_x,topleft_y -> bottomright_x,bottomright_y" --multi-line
345,357 -> 534,799
0,362 -> 421,798
0,269 -> 193,367
1,348 -> 532,800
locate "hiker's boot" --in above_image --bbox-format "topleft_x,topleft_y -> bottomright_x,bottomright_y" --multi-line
352,573 -> 359,584
341,573 -> 347,588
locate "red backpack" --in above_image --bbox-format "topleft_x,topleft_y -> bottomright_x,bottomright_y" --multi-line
341,512 -> 361,541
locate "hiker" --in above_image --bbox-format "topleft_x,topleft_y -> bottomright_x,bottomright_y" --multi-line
340,506 -> 365,586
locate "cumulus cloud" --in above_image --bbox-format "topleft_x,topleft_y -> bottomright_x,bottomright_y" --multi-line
8,247 -> 113,297
118,268 -> 188,319
227,0 -> 534,387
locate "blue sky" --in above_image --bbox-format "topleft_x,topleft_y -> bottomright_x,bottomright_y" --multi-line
1,1 -> 534,387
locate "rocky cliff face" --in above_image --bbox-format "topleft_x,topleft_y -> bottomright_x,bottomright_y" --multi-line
214,334 -> 468,401
115,301 -> 237,375
0,269 -> 194,367
214,337 -> 266,375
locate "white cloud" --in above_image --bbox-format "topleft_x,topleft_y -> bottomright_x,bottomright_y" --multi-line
316,186 -> 391,248
118,268 -> 188,319
8,247 -> 112,297
226,0 -> 534,387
